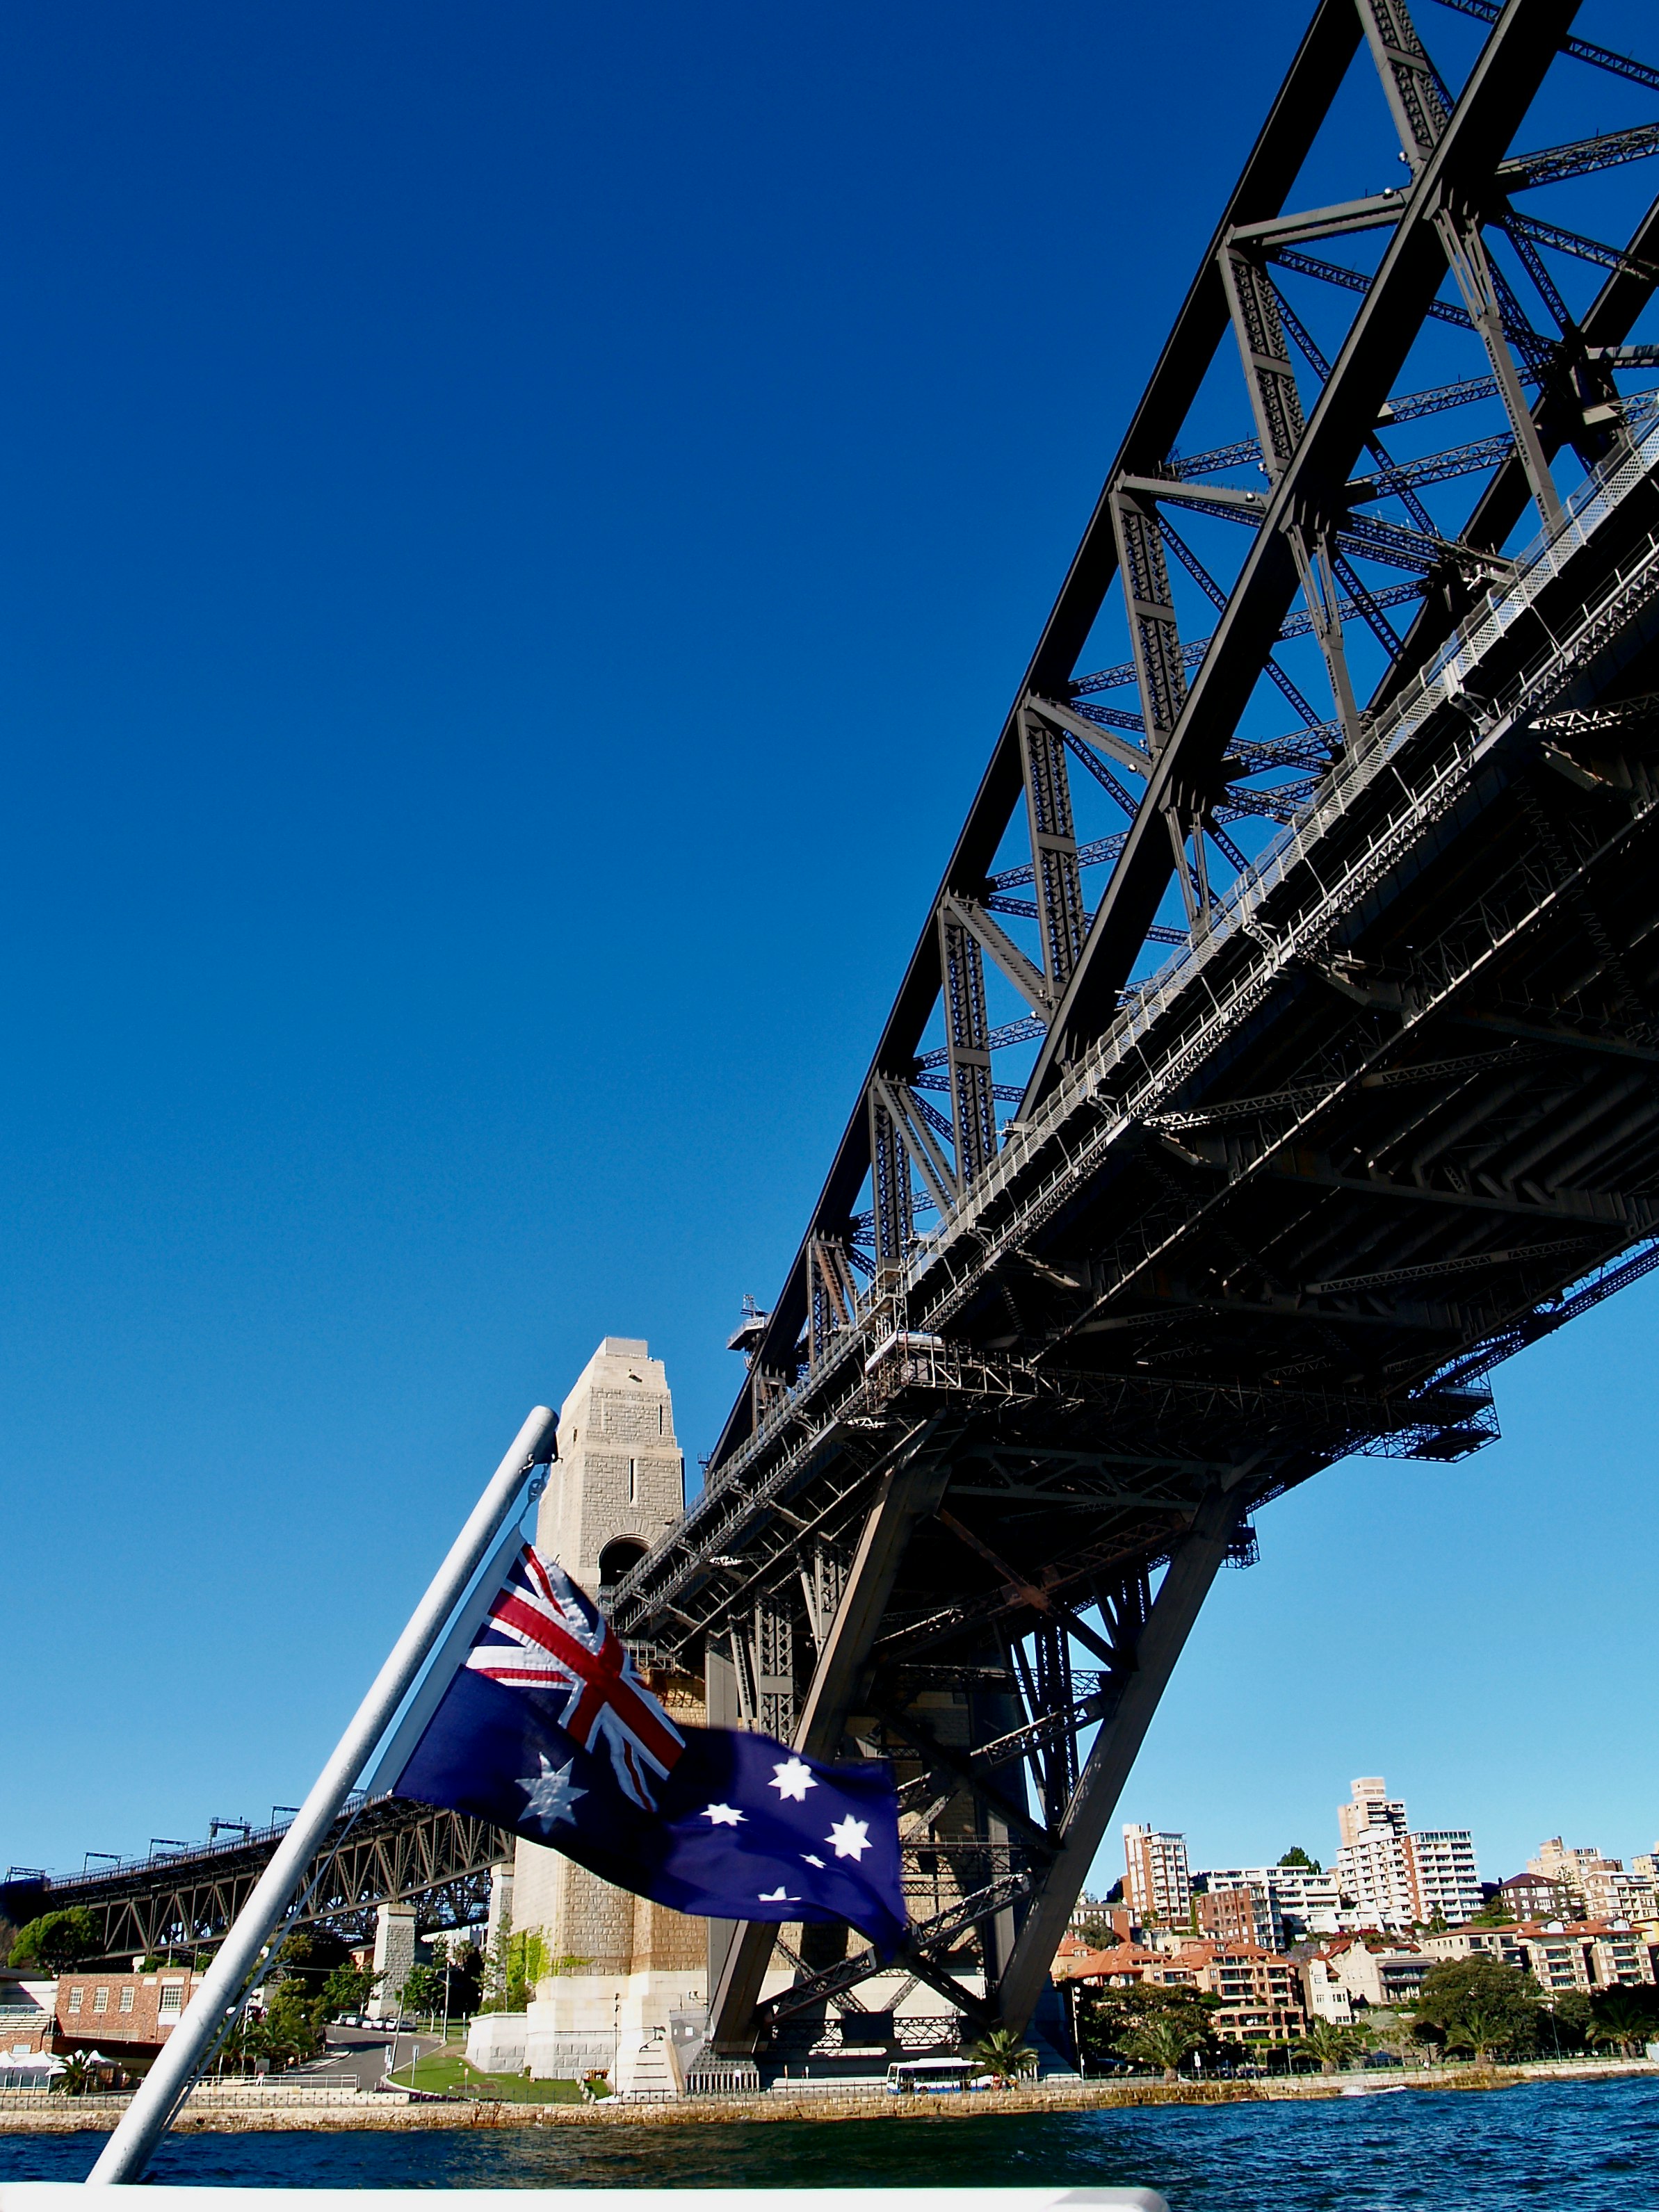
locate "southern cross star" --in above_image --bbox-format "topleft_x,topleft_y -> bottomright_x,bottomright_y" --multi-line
702,1802 -> 745,1826
801,1853 -> 826,1869
769,1756 -> 817,1803
759,1885 -> 800,1903
827,1814 -> 871,1861
517,1752 -> 585,1828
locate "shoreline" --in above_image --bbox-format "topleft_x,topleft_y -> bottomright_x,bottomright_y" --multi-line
3,2058 -> 1656,2133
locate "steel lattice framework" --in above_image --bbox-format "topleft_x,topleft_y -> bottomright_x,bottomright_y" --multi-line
16,0 -> 1659,2064
601,0 -> 1659,2050
0,1801 -> 510,1964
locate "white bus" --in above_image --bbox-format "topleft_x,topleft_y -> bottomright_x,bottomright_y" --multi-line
885,2057 -> 989,2095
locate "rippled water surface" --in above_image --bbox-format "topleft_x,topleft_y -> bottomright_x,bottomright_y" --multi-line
5,2076 -> 1659,2206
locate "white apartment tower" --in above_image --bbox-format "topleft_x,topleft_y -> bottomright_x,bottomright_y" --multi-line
1124,1823 -> 1192,1926
1334,1777 -> 1482,1929
1407,1830 -> 1484,1926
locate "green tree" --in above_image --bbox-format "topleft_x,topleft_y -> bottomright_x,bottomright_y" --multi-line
441,1939 -> 484,2018
1076,1918 -> 1119,1948
318,1965 -> 379,2022
8,1908 -> 99,1976
970,2026 -> 1037,2087
1278,1847 -> 1322,1875
257,1978 -> 325,2068
1075,1983 -> 1218,2073
1300,2016 -> 1370,2074
1416,1957 -> 1539,2065
1544,1992 -> 1593,2055
400,1964 -> 446,2019
1115,2011 -> 1208,2085
52,2053 -> 93,2097
1366,2010 -> 1422,2068
274,1928 -> 349,1987
480,1914 -> 515,2012
1589,1987 -> 1659,2057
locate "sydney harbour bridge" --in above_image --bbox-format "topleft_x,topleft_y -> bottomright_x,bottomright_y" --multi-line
11,0 -> 1659,2057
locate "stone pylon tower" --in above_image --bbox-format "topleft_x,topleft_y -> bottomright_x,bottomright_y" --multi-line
514,1338 -> 706,2089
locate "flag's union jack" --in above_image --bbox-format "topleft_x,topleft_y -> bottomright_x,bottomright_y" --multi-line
466,1544 -> 683,1810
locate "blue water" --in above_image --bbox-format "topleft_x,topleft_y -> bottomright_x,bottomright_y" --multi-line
5,2077 -> 1658,2206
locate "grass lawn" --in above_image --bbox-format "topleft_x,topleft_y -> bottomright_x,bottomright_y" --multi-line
391,2042 -> 593,2103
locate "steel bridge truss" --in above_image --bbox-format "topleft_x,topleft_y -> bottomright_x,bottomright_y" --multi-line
0,1800 -> 511,1965
606,0 -> 1659,2051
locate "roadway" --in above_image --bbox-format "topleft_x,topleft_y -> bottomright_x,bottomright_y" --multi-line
291,2022 -> 446,2091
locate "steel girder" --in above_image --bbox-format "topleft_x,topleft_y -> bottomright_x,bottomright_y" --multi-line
0,1800 -> 512,1965
601,0 -> 1659,2053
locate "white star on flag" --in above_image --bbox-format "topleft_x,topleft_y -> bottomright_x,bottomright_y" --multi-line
802,1854 -> 825,1869
827,1814 -> 871,1861
516,1752 -> 585,1828
701,1803 -> 745,1826
769,1756 -> 818,1802
759,1885 -> 800,1902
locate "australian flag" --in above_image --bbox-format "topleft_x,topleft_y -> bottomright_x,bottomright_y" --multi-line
391,1543 -> 907,1954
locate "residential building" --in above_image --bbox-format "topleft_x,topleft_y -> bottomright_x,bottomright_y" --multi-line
1528,1839 -> 1619,1919
1336,1821 -> 1418,1930
1405,1830 -> 1484,1926
1520,1841 -> 1659,1924
1186,1943 -> 1306,2044
1300,1954 -> 1356,2025
1304,1934 -> 1429,2010
1197,1885 -> 1275,1950
1424,1921 -> 1658,1994
1050,1940 -> 1201,1993
0,1977 -> 54,2058
1589,1871 -> 1659,1923
1197,1864 -> 1343,1942
1332,1777 -> 1481,1930
1498,1871 -> 1569,1922
1124,1823 -> 1192,1928
56,1969 -> 203,2054
1068,1895 -> 1128,1940
1339,1778 -> 1409,1851
1265,1864 -> 1345,1938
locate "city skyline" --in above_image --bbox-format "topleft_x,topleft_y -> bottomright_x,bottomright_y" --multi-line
1110,1766 -> 1659,1907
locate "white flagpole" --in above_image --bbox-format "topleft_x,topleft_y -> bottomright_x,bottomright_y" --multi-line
87,1404 -> 559,2186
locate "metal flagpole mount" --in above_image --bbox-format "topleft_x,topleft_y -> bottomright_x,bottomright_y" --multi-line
86,1404 -> 559,2187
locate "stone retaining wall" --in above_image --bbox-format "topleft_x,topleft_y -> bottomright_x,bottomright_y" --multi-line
3,2058 -> 1655,2133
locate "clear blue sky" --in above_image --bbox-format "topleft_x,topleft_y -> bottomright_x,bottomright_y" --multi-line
2,0 -> 1656,1896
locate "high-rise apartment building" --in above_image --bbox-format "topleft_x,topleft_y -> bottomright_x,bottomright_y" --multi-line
1405,1830 -> 1484,1926
1124,1823 -> 1192,1926
1338,1777 -> 1409,1850
1333,1777 -> 1482,1930
1199,1864 -> 1343,1942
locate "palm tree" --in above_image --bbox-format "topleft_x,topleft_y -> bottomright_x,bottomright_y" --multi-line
1115,2014 -> 1208,2085
1300,2017 -> 1368,2075
52,2054 -> 92,2099
1590,1991 -> 1654,2058
971,2027 -> 1037,2088
1446,2002 -> 1512,2067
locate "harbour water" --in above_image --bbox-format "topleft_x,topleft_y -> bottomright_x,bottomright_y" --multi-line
3,2076 -> 1658,2206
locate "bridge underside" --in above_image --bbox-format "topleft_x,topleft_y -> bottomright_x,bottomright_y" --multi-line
609,0 -> 1659,2048
16,0 -> 1659,2065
